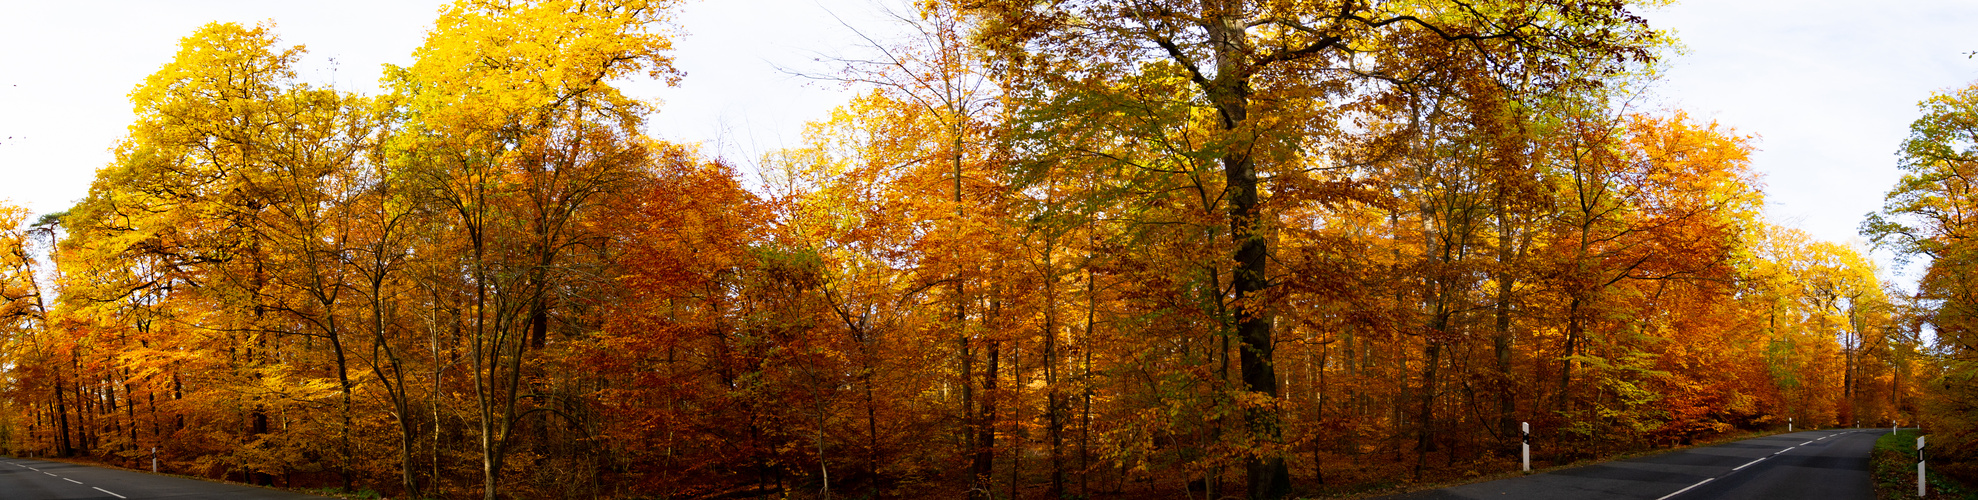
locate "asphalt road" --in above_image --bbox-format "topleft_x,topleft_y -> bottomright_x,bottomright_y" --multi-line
1379,429 -> 1885,500
0,457 -> 333,499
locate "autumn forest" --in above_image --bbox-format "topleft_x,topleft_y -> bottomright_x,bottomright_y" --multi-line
2,0 -> 1976,499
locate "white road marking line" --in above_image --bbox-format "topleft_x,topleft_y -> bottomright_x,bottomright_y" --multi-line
1656,477 -> 1715,500
1659,433 -> 1810,500
94,486 -> 127,499
44,472 -> 57,476
63,477 -> 81,484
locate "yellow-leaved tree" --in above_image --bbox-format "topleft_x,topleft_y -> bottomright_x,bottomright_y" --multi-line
384,1 -> 681,498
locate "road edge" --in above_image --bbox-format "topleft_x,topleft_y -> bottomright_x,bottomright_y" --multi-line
4,455 -> 361,499
1320,427 -> 1805,500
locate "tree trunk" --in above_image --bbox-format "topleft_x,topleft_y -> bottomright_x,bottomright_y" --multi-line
1203,5 -> 1290,497
1045,245 -> 1066,499
1493,190 -> 1517,443
1416,341 -> 1441,478
976,339 -> 999,493
1081,245 -> 1097,499
1557,296 -> 1583,410
324,316 -> 356,492
53,374 -> 72,457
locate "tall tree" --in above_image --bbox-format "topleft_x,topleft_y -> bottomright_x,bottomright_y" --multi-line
386,1 -> 679,497
972,1 -> 1656,496
1866,80 -> 1978,478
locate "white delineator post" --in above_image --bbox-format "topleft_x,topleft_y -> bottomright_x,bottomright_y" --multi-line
1919,435 -> 1928,497
1789,417 -> 1793,432
151,447 -> 158,473
1521,422 -> 1531,472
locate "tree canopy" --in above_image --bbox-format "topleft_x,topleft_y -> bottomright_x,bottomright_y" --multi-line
0,1 -> 1940,499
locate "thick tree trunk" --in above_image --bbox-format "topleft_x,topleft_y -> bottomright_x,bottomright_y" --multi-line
53,375 -> 72,457
1193,4 -> 1291,495
528,299 -> 549,350
1229,151 -> 1289,499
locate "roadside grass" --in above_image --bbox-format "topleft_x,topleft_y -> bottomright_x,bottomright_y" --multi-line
1874,429 -> 1978,500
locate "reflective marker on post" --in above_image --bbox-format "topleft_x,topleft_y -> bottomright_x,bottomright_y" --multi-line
1521,422 -> 1531,472
1919,435 -> 1927,497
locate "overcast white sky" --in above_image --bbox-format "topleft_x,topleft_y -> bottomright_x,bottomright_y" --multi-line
2,0 -> 1975,283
